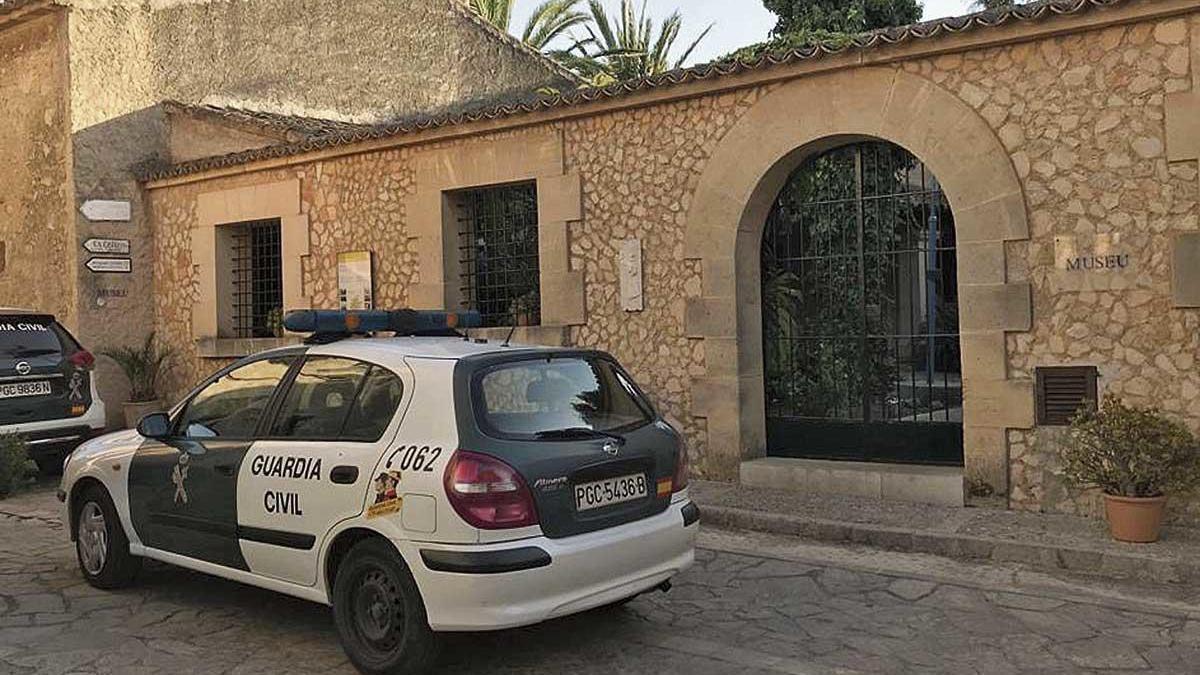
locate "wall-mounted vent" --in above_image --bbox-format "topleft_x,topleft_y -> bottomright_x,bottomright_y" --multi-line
1035,366 -> 1098,426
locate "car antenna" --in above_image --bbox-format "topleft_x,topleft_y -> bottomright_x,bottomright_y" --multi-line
502,324 -> 517,348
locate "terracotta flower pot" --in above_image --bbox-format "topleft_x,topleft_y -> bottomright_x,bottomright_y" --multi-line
1103,494 -> 1167,543
122,400 -> 164,430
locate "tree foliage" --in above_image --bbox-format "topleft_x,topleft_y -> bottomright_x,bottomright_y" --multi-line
1060,396 -> 1200,498
762,0 -> 922,36
470,0 -> 591,50
553,0 -> 712,85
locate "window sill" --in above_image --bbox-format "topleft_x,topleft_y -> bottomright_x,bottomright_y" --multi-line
196,336 -> 303,359
467,325 -> 569,347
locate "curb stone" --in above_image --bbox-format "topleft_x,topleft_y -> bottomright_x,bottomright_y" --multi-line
700,504 -> 1200,586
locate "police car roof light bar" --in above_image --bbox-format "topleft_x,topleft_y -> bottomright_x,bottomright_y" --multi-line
283,309 -> 483,339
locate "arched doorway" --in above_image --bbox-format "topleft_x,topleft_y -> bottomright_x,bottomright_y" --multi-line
760,139 -> 963,465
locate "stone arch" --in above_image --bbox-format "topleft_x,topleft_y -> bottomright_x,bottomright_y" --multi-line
684,67 -> 1033,494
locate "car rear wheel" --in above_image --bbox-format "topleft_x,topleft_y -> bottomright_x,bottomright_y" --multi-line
332,539 -> 439,675
75,484 -> 141,589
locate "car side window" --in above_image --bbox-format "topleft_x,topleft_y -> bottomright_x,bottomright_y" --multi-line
176,357 -> 294,439
270,357 -> 372,440
341,365 -> 404,441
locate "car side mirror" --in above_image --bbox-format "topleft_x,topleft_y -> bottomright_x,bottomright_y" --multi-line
136,412 -> 171,439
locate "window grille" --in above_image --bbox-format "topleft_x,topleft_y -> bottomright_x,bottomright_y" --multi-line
456,183 -> 540,328
230,219 -> 283,339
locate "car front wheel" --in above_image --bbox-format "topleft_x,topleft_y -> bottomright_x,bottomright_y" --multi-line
74,484 -> 141,589
332,539 -> 439,675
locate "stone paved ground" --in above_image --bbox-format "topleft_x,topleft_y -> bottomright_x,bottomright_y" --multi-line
2,489 -> 1199,674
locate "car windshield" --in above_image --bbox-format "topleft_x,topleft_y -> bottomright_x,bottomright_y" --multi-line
0,319 -> 63,359
475,357 -> 652,439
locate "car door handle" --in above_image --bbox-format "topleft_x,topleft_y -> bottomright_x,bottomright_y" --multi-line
330,466 -> 359,485
215,464 -> 237,476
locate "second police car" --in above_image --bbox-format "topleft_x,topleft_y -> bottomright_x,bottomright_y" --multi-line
59,310 -> 698,674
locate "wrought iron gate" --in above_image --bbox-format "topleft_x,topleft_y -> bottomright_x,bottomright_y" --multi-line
761,141 -> 963,465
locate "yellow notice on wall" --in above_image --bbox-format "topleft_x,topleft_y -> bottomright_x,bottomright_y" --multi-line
338,251 -> 374,310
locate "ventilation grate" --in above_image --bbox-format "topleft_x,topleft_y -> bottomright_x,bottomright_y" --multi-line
1035,366 -> 1098,426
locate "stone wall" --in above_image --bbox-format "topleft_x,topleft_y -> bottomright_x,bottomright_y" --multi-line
0,10 -> 75,325
147,7 -> 1200,524
895,16 -> 1200,524
45,0 -> 570,424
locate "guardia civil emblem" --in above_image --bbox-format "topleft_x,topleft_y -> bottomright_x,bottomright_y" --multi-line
171,454 -> 190,505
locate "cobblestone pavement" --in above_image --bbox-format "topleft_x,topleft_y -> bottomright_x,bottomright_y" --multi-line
2,490 -> 1199,674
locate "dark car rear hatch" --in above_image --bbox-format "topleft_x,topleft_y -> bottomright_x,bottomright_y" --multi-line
0,314 -> 92,425
453,350 -> 684,539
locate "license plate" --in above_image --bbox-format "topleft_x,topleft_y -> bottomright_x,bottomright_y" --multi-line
575,473 -> 648,512
0,380 -> 51,399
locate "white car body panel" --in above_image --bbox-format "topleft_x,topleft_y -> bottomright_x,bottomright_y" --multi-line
61,336 -> 698,624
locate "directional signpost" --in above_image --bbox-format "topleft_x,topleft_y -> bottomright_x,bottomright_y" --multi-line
85,258 -> 132,274
82,238 -> 131,255
79,200 -> 131,222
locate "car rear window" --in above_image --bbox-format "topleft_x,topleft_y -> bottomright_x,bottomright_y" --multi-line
0,317 -> 65,359
475,357 -> 652,439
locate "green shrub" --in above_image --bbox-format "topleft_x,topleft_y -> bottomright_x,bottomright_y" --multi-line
0,434 -> 33,499
1059,396 -> 1200,498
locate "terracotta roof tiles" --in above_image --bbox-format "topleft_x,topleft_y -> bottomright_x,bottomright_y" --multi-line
141,0 -> 1135,182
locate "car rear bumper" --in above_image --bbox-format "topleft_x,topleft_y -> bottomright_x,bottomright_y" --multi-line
0,400 -> 107,457
402,497 -> 698,632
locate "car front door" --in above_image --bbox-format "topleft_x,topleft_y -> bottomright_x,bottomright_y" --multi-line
237,356 -> 409,585
127,354 -> 297,570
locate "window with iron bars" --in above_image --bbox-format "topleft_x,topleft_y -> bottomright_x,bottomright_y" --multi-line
230,218 -> 283,339
455,182 -> 540,328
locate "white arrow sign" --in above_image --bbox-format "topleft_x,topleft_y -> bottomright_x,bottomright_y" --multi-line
83,238 -> 131,255
85,257 -> 132,274
80,200 -> 131,222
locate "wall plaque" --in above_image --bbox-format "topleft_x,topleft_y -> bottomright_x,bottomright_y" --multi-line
1052,233 -> 1137,292
338,251 -> 374,310
619,238 -> 643,312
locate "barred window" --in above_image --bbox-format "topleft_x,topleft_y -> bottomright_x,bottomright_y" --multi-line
456,182 -> 540,328
230,218 -> 283,338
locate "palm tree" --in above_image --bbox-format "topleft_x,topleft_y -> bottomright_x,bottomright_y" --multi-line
469,0 -> 591,50
554,0 -> 713,85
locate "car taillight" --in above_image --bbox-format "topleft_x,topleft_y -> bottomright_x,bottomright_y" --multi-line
443,450 -> 538,529
673,442 -> 689,492
68,350 -> 95,371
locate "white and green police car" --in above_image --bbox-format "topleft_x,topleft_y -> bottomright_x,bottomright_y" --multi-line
59,309 -> 698,674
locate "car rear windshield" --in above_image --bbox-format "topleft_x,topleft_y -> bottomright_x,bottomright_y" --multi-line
0,317 -> 66,359
474,356 -> 653,440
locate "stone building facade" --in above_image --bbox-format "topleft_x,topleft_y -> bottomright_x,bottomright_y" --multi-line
0,0 -> 572,425
17,0 -> 1200,525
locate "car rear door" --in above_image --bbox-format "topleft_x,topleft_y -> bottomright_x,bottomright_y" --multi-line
0,315 -> 91,427
453,352 -> 685,539
237,355 -> 410,586
127,354 -> 297,570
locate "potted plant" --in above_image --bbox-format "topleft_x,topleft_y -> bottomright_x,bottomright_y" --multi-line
1059,395 -> 1200,543
101,332 -> 174,429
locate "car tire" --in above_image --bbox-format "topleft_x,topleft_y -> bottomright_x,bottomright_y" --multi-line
332,539 -> 440,675
74,484 -> 141,589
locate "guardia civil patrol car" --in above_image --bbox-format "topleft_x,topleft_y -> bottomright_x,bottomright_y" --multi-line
59,309 -> 697,675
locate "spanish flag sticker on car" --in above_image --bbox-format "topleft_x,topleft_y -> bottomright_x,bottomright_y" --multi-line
656,478 -> 672,498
